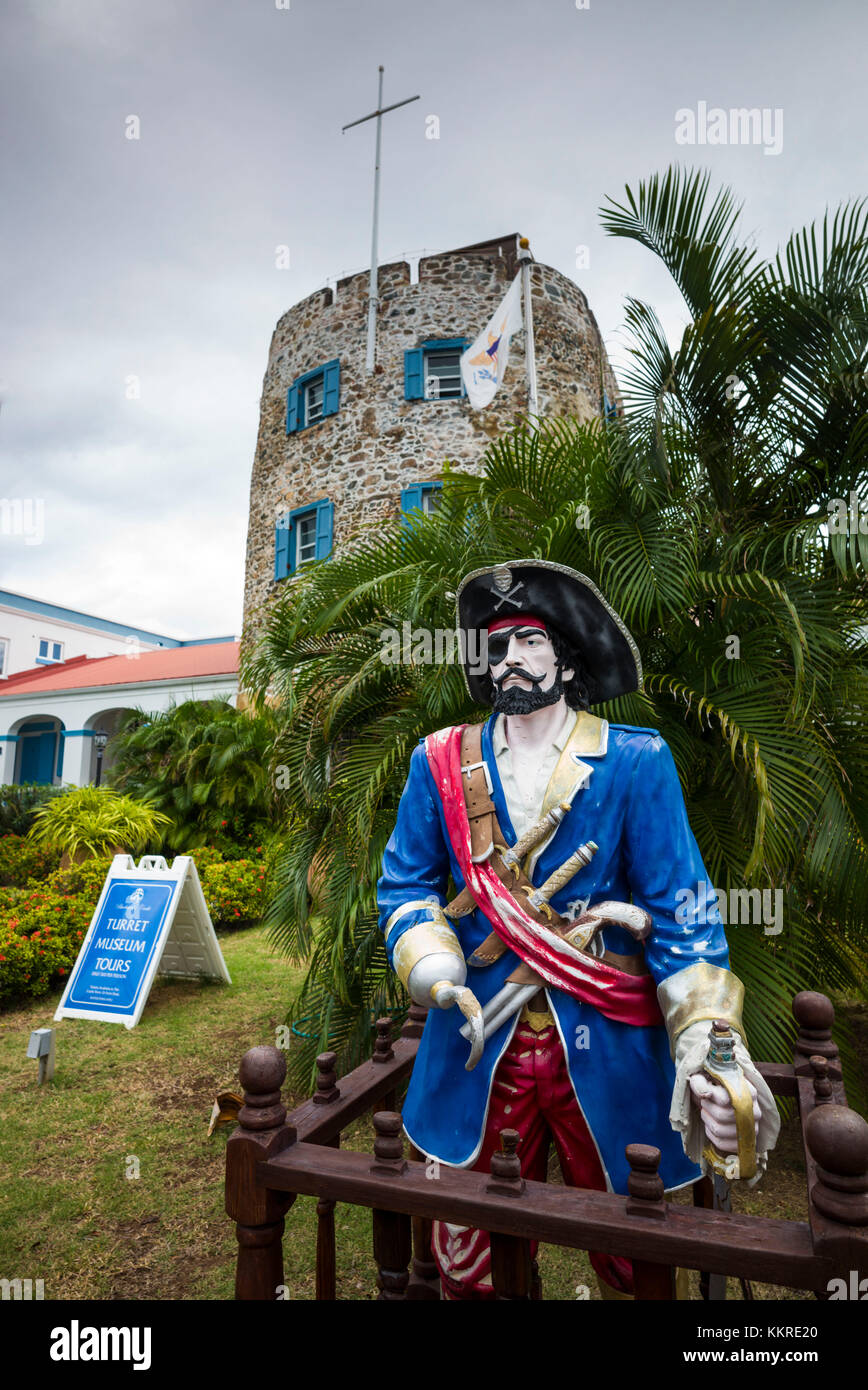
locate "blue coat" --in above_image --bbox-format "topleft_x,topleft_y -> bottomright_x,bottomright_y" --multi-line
377,713 -> 729,1194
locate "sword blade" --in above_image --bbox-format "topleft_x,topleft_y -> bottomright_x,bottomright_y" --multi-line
458,982 -> 537,1040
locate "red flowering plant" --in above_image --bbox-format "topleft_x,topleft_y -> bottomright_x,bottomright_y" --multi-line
200,858 -> 267,928
0,914 -> 75,1003
0,859 -> 110,1006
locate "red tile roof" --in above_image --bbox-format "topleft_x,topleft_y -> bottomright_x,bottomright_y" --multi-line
0,642 -> 239,695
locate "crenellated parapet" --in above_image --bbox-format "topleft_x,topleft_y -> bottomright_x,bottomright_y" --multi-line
243,234 -> 620,641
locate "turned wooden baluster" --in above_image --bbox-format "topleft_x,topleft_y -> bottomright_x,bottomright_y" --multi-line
626,1143 -> 676,1300
225,1045 -> 296,1300
371,1111 -> 412,1300
407,1144 -> 441,1301
373,1016 -> 397,1110
487,1130 -> 533,1301
810,1055 -> 835,1107
312,1051 -> 340,1300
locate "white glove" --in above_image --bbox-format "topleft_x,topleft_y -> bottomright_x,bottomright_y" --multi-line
670,1020 -> 780,1184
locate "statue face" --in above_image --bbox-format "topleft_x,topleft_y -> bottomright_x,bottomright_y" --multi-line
487,624 -> 574,715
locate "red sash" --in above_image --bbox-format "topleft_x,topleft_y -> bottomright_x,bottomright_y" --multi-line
425,724 -> 663,1028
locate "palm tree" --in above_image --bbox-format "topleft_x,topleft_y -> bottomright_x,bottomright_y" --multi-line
246,167 -> 868,1094
108,698 -> 280,855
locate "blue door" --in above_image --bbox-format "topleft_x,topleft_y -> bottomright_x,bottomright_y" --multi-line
17,725 -> 58,785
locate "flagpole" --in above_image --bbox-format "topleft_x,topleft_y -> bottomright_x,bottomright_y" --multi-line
365,66 -> 384,375
342,69 -> 420,376
517,236 -> 539,423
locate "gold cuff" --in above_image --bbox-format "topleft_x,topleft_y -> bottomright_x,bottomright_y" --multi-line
391,914 -> 464,991
657,962 -> 746,1051
385,899 -> 444,942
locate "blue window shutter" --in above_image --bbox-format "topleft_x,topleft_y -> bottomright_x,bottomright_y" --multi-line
404,349 -> 424,400
274,515 -> 290,580
286,383 -> 299,434
322,360 -> 340,417
400,485 -> 423,515
314,500 -> 333,560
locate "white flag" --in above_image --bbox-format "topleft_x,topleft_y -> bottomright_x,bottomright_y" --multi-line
460,273 -> 523,409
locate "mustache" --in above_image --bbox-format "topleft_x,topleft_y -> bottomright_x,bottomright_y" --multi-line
493,665 -> 545,690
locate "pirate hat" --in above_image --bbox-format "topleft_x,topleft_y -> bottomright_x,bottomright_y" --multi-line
455,559 -> 642,706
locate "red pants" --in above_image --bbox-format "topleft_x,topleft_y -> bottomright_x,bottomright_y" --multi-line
431,1021 -> 634,1299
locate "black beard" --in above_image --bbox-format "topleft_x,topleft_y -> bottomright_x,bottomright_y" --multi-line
492,669 -> 564,715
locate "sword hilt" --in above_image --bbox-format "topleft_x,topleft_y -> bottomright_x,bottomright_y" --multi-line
523,839 -> 598,912
702,1019 -> 757,1181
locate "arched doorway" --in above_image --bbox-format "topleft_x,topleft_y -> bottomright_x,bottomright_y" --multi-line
84,707 -> 138,784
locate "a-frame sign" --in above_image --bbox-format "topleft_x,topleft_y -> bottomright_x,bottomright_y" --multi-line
54,854 -> 231,1029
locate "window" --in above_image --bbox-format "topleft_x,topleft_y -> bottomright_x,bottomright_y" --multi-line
602,390 -> 620,423
0,639 -> 7,677
36,639 -> 63,664
305,377 -> 324,425
404,339 -> 469,401
401,482 -> 442,520
274,498 -> 334,579
294,509 -> 318,566
286,360 -> 340,432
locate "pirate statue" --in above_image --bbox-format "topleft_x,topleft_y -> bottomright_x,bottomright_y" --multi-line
377,560 -> 780,1298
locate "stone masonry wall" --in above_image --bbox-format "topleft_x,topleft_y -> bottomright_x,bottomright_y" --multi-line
242,234 -> 619,641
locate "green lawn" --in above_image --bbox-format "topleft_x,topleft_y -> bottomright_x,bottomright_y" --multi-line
0,925 -> 862,1300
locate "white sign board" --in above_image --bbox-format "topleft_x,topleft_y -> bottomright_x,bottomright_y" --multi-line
54,854 -> 231,1029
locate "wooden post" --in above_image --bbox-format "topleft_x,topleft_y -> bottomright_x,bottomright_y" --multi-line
313,1052 -> 340,1301
371,1111 -> 412,1299
692,1175 -> 714,1300
805,1103 -> 868,1274
487,1130 -> 533,1300
400,1001 -> 428,1040
407,1144 -> 441,1301
626,1144 -> 676,1300
793,991 -> 841,1079
225,1045 -> 296,1300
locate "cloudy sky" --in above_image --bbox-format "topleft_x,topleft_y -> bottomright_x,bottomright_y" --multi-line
2,0 -> 864,639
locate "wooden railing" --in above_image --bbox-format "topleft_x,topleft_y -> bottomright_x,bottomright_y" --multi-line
225,992 -> 868,1300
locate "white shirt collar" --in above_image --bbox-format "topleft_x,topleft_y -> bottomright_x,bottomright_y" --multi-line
492,706 -> 577,757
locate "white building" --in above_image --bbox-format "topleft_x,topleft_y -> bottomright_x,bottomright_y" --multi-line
0,588 -> 234,680
0,641 -> 239,787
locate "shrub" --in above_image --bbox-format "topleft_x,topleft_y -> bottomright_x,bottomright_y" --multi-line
180,844 -> 225,873
0,886 -> 28,912
48,857 -> 113,899
28,786 -> 171,859
200,857 -> 267,927
0,834 -> 62,887
108,699 -> 282,855
0,920 -> 76,1003
0,784 -> 64,836
0,885 -> 90,1004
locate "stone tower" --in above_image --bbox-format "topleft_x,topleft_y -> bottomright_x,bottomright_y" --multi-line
243,233 -> 619,638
